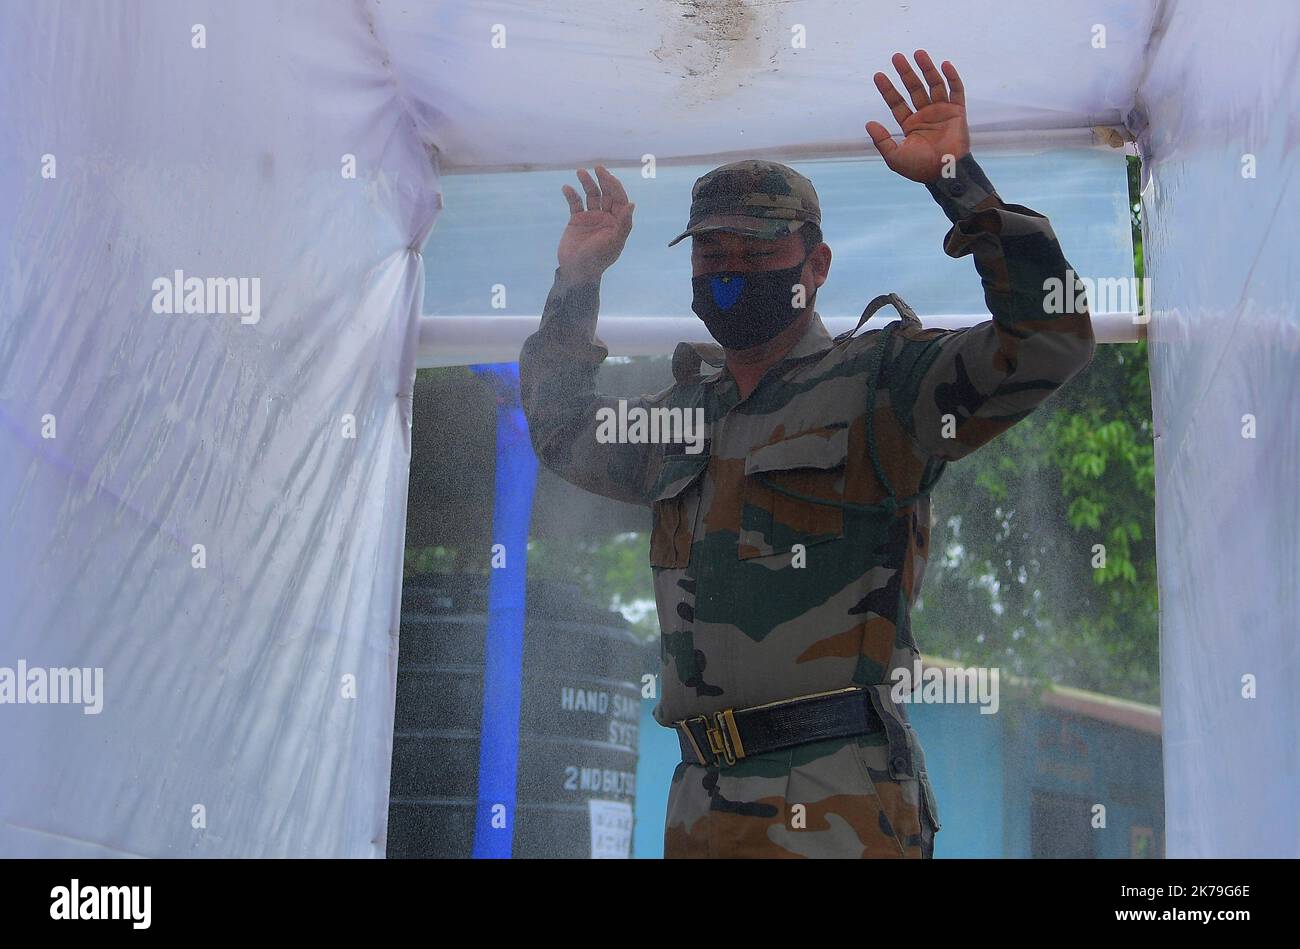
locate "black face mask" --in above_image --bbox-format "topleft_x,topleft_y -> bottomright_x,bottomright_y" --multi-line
691,256 -> 808,350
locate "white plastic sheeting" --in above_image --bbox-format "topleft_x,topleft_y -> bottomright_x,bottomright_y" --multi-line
0,1 -> 440,856
1135,1 -> 1300,857
386,0 -> 1156,171
1,0 -> 1295,858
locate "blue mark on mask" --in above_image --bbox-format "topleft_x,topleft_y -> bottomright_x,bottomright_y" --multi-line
709,274 -> 744,311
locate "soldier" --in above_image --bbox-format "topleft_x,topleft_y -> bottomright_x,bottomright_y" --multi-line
520,50 -> 1094,858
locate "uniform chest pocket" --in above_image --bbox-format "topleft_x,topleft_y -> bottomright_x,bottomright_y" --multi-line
648,453 -> 709,569
739,425 -> 849,560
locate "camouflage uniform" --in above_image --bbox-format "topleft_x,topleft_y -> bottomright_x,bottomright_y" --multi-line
520,156 -> 1095,858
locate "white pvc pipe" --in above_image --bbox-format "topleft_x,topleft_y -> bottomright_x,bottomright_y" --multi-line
439,126 -> 1137,175
416,311 -> 1145,368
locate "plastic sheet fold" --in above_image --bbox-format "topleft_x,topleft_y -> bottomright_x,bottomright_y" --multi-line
1134,0 -> 1300,857
0,0 -> 440,856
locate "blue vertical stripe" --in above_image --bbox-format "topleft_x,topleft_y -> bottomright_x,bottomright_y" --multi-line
469,362 -> 537,859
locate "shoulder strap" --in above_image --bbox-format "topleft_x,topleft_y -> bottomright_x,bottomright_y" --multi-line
863,322 -> 900,501
760,292 -> 944,513
860,293 -> 944,509
671,340 -> 725,384
835,292 -> 923,344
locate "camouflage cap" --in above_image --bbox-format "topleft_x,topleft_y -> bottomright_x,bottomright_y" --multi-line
667,159 -> 821,247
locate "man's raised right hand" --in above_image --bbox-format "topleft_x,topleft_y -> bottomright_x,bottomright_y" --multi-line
557,165 -> 634,286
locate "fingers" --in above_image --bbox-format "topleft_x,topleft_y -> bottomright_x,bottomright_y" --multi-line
914,49 -> 948,104
561,184 -> 583,216
864,121 -> 899,161
872,71 -> 913,128
595,165 -> 628,209
576,168 -> 604,211
942,59 -> 965,107
890,51 -> 930,111
568,165 -> 630,214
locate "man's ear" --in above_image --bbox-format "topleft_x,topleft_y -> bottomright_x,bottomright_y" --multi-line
809,242 -> 831,289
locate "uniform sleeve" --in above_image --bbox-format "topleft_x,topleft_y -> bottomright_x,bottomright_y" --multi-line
886,153 -> 1097,461
519,268 -> 665,506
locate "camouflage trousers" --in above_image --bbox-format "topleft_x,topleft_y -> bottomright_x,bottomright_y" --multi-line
663,695 -> 941,858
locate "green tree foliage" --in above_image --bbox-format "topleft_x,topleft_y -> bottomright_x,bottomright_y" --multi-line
526,535 -> 661,639
912,340 -> 1157,704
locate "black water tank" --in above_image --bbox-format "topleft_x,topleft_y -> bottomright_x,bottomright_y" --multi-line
387,573 -> 644,858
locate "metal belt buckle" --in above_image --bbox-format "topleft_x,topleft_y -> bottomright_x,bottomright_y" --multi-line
705,708 -> 744,767
676,709 -> 745,767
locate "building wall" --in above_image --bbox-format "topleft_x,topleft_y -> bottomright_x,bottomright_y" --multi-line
909,702 -> 1005,858
1001,703 -> 1164,858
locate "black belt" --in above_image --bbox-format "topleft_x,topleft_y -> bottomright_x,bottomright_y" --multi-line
673,686 -> 885,768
